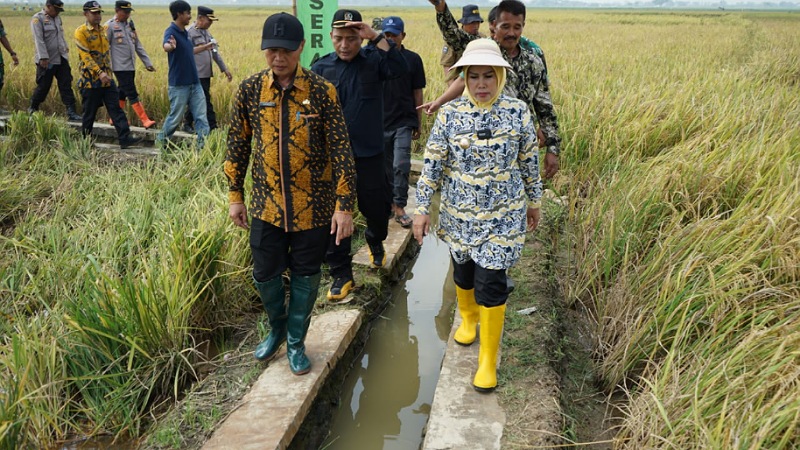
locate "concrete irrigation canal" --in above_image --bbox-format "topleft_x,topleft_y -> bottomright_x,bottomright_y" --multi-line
6,116 -> 591,450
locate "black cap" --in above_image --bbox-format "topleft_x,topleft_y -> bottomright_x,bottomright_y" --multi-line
114,0 -> 133,10
198,5 -> 217,20
458,4 -> 483,24
331,9 -> 362,28
83,1 -> 103,12
47,0 -> 65,10
261,12 -> 304,51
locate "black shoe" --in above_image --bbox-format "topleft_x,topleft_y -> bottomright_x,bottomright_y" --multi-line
119,135 -> 143,149
182,124 -> 194,133
367,241 -> 386,268
27,107 -> 37,115
66,107 -> 82,122
327,275 -> 354,301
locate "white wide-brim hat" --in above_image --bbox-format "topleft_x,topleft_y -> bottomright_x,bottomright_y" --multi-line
451,39 -> 511,71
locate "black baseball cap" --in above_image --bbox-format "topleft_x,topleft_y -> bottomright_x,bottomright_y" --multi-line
115,0 -> 133,11
83,1 -> 103,12
261,12 -> 304,51
458,4 -> 483,24
331,9 -> 362,28
198,5 -> 217,20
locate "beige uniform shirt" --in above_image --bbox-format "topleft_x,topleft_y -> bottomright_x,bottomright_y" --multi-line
30,9 -> 69,65
105,17 -> 152,72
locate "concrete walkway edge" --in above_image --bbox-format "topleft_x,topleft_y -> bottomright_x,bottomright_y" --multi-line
422,315 -> 506,450
201,310 -> 362,450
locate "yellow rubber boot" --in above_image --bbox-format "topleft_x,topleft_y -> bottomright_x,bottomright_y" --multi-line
473,304 -> 506,393
453,287 -> 479,346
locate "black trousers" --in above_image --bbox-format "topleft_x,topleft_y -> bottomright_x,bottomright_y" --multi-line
452,257 -> 509,307
327,152 -> 391,279
30,61 -> 77,110
250,218 -> 330,282
184,77 -> 216,130
80,84 -> 131,141
114,70 -> 141,104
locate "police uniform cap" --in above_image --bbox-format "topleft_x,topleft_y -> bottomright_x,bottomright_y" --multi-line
198,6 -> 217,21
47,0 -> 65,10
331,9 -> 362,28
115,1 -> 133,11
83,1 -> 103,13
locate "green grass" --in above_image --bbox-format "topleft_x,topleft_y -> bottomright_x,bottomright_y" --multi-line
1,7 -> 799,449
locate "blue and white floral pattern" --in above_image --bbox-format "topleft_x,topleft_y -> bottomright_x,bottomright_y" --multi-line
416,95 -> 543,270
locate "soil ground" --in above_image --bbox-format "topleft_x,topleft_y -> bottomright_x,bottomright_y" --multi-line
499,203 -> 622,449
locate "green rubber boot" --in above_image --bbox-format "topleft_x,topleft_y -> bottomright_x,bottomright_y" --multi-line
286,272 -> 322,375
253,276 -> 287,361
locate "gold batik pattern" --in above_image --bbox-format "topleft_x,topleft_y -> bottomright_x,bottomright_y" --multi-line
225,65 -> 355,232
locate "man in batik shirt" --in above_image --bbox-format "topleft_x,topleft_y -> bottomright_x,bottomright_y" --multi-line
225,13 -> 355,376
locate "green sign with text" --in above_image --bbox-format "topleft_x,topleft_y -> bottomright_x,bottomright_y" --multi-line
297,0 -> 337,68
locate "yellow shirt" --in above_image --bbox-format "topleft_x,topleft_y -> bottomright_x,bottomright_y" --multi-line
74,22 -> 112,89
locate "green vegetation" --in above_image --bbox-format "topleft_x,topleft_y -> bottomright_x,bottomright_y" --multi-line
0,7 -> 798,449
556,11 -> 800,449
0,114 -> 254,447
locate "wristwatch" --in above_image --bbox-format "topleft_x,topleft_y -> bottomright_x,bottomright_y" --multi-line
369,33 -> 385,46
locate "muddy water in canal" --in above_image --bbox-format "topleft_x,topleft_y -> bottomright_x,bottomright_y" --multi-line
323,235 -> 454,449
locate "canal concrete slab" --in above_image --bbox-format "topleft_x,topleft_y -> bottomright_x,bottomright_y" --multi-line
201,309 -> 362,450
422,316 -> 506,450
352,187 -> 417,273
0,113 -> 193,145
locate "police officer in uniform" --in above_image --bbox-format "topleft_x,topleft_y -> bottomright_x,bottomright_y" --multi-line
75,0 -> 142,149
29,0 -> 82,120
106,0 -> 157,128
183,5 -> 231,131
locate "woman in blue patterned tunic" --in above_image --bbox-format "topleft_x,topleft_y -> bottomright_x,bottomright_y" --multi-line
413,39 -> 542,393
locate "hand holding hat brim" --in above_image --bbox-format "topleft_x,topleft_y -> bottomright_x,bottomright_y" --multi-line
332,20 -> 360,28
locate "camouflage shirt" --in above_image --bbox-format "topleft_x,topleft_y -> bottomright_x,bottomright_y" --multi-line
503,45 -> 561,155
436,6 -> 561,155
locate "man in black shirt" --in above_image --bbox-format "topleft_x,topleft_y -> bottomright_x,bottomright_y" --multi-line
311,9 -> 408,301
381,16 -> 425,229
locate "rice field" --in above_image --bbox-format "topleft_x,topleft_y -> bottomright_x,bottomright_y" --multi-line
1,6 -> 799,449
